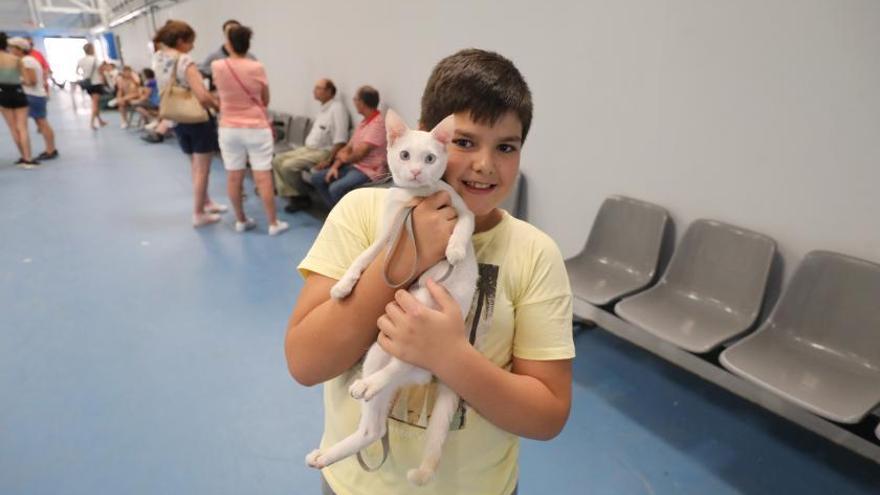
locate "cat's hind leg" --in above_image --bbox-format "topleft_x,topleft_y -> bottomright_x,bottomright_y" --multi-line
351,358 -> 431,401
306,386 -> 396,469
407,382 -> 460,486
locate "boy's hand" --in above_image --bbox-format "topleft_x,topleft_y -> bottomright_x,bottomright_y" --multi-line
409,191 -> 457,273
377,279 -> 468,372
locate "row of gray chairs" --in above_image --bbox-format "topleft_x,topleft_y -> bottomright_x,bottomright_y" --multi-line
568,195 -> 880,430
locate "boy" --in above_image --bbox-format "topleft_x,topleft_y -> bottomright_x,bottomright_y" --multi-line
285,49 -> 575,495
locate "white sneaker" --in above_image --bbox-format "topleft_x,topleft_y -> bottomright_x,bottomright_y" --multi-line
192,212 -> 221,227
204,203 -> 228,214
144,120 -> 158,131
268,220 -> 289,236
120,121 -> 129,129
235,218 -> 257,232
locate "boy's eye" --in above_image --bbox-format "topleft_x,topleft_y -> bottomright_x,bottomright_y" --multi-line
498,144 -> 518,153
399,150 -> 410,160
424,153 -> 436,164
452,138 -> 473,149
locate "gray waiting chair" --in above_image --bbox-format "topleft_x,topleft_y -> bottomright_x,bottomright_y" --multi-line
566,195 -> 668,306
615,219 -> 775,353
275,114 -> 311,154
720,251 -> 880,424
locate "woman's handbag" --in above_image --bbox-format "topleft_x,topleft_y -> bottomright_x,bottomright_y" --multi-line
159,57 -> 209,124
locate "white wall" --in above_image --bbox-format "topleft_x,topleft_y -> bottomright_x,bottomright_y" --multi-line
114,0 -> 880,283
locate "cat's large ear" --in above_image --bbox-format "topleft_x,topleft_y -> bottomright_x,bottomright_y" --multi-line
430,114 -> 456,145
385,109 -> 409,147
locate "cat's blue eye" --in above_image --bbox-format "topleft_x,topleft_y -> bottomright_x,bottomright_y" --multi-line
452,138 -> 473,149
399,150 -> 410,160
424,153 -> 436,164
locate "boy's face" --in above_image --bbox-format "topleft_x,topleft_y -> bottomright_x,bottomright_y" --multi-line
444,111 -> 523,226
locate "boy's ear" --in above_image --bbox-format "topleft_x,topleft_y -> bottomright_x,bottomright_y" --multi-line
430,114 -> 455,145
385,109 -> 409,146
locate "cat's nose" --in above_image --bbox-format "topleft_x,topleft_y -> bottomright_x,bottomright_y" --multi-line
410,169 -> 421,178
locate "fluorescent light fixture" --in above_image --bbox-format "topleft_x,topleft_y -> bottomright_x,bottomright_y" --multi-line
108,6 -> 148,28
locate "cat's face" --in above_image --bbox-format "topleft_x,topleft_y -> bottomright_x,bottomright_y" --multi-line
385,110 -> 455,189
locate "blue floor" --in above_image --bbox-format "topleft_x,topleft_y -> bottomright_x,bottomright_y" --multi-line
2,95 -> 878,494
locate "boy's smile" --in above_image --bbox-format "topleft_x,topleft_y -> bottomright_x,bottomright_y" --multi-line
444,111 -> 523,232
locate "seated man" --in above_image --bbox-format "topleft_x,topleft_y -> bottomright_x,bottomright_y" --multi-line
115,66 -> 141,127
310,85 -> 387,208
272,78 -> 349,213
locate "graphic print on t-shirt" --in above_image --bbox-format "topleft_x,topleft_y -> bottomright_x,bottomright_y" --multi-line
383,262 -> 500,431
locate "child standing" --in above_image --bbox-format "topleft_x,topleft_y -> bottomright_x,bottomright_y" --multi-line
285,49 -> 574,495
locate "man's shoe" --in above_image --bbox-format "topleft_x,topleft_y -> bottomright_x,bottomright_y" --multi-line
283,196 -> 311,213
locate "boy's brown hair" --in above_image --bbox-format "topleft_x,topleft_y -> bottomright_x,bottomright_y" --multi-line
420,48 -> 533,141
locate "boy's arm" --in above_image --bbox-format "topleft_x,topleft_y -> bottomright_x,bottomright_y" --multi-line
285,192 -> 458,386
377,280 -> 572,440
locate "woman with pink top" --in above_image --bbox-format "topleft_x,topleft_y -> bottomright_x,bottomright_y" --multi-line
211,25 -> 288,236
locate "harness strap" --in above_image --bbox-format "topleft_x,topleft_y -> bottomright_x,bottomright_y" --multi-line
356,431 -> 391,472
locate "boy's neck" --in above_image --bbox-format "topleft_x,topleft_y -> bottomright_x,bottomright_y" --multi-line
474,208 -> 503,233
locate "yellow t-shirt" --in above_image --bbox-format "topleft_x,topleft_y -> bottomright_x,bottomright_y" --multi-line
298,188 -> 575,495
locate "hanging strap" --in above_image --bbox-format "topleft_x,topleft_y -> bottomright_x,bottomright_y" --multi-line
381,205 -> 455,289
355,431 -> 391,472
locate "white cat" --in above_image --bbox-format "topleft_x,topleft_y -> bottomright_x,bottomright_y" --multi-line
305,109 -> 479,486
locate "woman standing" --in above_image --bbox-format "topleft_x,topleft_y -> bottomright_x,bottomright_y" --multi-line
0,33 -> 37,167
76,43 -> 107,129
152,20 -> 227,227
211,25 -> 288,236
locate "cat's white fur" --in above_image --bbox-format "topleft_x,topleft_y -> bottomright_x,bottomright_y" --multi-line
305,110 -> 478,486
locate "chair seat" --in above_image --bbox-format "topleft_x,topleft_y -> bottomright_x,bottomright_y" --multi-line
615,286 -> 750,353
566,257 -> 649,305
721,331 -> 880,423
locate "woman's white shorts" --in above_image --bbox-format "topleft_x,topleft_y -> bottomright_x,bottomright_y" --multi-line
218,127 -> 274,171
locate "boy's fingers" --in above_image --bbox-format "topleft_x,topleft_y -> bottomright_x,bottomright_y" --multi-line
394,289 -> 422,314
423,191 -> 451,209
384,301 -> 404,321
377,314 -> 394,336
426,278 -> 457,313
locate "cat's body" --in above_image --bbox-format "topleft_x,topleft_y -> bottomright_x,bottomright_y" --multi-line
305,111 -> 478,486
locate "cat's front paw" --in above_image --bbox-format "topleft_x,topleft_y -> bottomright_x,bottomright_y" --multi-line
349,377 -> 382,401
330,277 -> 357,300
445,243 -> 466,265
305,449 -> 326,469
407,467 -> 436,486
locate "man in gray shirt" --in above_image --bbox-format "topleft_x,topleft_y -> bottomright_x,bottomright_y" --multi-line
200,19 -> 256,90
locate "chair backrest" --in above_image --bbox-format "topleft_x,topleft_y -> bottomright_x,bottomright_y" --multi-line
663,219 -> 775,319
270,111 -> 292,143
579,195 -> 668,281
288,115 -> 311,147
767,250 -> 880,364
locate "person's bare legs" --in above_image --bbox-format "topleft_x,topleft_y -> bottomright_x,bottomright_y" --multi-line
227,169 -> 247,223
1,108 -> 24,158
13,107 -> 32,161
35,118 -> 56,154
118,98 -> 129,126
191,152 -> 219,226
90,93 -> 106,129
253,170 -> 278,225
